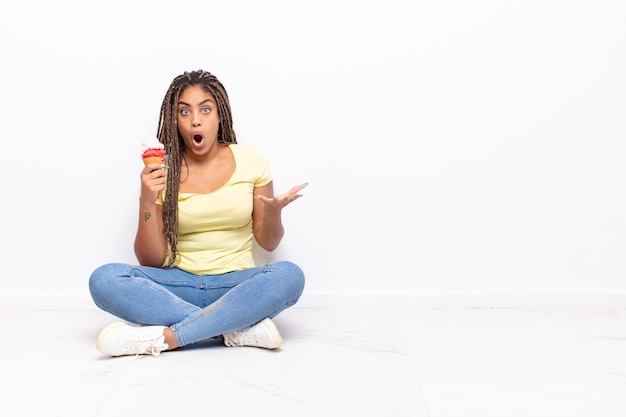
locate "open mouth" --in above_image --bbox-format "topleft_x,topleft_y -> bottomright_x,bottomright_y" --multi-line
193,134 -> 203,144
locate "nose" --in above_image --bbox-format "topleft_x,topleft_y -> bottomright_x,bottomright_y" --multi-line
191,111 -> 201,127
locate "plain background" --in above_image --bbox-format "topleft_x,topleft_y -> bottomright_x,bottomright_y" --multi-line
0,0 -> 624,307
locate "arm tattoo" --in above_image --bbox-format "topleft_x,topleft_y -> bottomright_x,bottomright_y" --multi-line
144,212 -> 151,221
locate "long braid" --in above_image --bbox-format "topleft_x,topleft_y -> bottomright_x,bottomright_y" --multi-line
157,70 -> 237,267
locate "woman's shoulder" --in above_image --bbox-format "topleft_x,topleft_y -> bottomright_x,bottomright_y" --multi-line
229,143 -> 267,161
228,143 -> 272,182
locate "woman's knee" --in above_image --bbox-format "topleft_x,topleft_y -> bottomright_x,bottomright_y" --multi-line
88,263 -> 125,299
274,261 -> 305,297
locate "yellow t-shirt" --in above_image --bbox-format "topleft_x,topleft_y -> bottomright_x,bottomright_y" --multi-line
159,144 -> 272,275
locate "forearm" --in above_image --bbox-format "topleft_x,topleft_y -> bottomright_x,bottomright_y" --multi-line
255,208 -> 285,252
134,200 -> 167,266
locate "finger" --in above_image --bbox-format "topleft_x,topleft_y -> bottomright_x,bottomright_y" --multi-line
295,182 -> 308,192
144,163 -> 165,173
289,183 -> 307,195
285,194 -> 303,203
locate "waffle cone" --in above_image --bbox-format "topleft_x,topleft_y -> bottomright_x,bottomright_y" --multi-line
143,156 -> 164,166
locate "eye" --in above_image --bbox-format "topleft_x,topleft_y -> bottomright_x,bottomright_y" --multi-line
180,108 -> 190,116
201,107 -> 211,114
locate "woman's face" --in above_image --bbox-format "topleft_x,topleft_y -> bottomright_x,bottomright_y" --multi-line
177,84 -> 220,157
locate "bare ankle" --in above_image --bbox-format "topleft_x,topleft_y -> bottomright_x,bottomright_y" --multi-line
163,327 -> 179,350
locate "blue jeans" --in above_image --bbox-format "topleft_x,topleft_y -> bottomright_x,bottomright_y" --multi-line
88,261 -> 305,347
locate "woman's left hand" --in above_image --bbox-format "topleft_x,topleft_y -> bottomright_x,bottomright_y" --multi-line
255,182 -> 308,209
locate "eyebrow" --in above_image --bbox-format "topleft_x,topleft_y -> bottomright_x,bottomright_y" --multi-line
177,98 -> 215,107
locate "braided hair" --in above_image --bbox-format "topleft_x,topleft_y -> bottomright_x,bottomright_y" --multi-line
156,70 -> 237,266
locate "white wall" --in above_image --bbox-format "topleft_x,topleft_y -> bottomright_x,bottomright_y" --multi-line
1,0 -> 624,307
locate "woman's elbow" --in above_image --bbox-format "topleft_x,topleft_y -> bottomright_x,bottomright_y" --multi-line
256,233 -> 284,252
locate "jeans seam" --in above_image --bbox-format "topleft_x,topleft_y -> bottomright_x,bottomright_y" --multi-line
172,270 -> 264,345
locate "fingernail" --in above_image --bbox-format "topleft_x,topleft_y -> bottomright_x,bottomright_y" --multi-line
302,182 -> 309,188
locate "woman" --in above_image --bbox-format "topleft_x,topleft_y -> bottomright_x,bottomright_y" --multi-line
89,70 -> 306,357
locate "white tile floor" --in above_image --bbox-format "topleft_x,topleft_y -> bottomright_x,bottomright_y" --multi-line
1,300 -> 625,417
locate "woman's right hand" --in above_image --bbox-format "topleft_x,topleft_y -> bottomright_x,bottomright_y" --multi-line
140,164 -> 167,203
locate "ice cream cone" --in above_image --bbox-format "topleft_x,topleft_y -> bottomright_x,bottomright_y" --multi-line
141,136 -> 166,166
143,156 -> 164,166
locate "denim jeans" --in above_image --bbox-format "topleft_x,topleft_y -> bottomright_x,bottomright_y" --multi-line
88,261 -> 305,347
